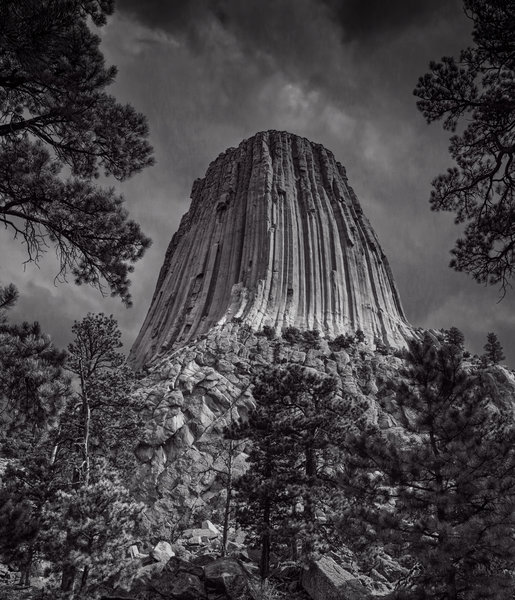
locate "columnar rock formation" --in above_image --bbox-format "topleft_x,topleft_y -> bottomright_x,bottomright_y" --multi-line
130,129 -> 411,369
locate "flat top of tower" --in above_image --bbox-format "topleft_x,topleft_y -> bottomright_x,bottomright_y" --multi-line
208,130 -> 345,172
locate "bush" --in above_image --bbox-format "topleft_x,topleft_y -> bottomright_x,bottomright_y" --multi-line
374,338 -> 391,356
302,329 -> 320,350
329,334 -> 355,351
281,327 -> 303,345
258,325 -> 276,340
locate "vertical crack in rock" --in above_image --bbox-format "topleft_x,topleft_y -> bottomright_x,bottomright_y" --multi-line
130,130 -> 412,369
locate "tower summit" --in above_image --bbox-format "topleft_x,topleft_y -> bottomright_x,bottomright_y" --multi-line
130,131 -> 411,368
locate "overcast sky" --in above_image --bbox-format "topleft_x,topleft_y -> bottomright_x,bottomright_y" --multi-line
3,0 -> 514,366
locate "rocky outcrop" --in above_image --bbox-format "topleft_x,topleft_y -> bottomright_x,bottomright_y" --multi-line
112,556 -> 251,600
131,327 -> 406,524
130,131 -> 412,369
302,557 -> 371,600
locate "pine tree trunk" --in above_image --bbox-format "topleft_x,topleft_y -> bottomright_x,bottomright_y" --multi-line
80,364 -> 91,486
19,545 -> 33,586
61,564 -> 77,598
79,565 -> 89,594
221,449 -> 232,557
290,537 -> 298,561
260,497 -> 271,582
260,443 -> 273,581
446,567 -> 457,600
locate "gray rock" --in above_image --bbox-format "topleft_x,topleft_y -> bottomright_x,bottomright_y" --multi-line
302,557 -> 371,600
183,528 -> 219,540
204,557 -> 249,600
151,541 -> 175,562
201,520 -> 220,535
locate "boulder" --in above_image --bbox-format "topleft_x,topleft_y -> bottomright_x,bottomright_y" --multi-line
0,564 -> 10,580
302,557 -> 371,600
111,556 -> 249,600
143,558 -> 205,600
202,520 -> 220,535
204,558 -> 249,600
128,544 -> 148,560
187,536 -> 203,546
183,528 -> 219,540
151,540 -> 175,562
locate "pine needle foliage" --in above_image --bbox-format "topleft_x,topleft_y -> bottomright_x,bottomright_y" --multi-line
0,0 -> 154,304
340,334 -> 515,600
230,364 -> 366,579
414,0 -> 515,294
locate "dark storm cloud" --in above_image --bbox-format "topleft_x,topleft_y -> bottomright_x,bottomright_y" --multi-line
321,0 -> 459,41
119,0 -> 461,45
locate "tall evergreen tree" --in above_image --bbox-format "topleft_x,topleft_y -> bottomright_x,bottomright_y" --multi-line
0,286 -> 70,583
63,313 -> 139,484
0,312 -> 142,597
445,326 -> 465,350
340,334 -> 515,600
0,284 -> 69,449
231,364 -> 365,579
483,332 -> 506,365
54,313 -> 142,595
0,0 -> 153,305
414,0 -> 515,293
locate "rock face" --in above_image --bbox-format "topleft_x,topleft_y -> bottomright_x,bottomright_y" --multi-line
130,327 -> 405,528
130,130 -> 411,370
302,557 -> 371,600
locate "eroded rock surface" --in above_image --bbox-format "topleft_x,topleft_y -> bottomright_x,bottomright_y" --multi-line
130,131 -> 412,370
131,328 -> 406,524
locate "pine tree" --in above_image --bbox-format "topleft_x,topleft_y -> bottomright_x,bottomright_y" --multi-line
198,418 -> 246,557
54,313 -> 142,595
40,460 -> 143,599
483,332 -> 505,365
0,286 -> 70,450
63,313 -> 139,485
0,286 -> 71,582
414,0 -> 515,293
231,364 -> 365,579
0,312 -> 142,596
340,334 -> 515,600
445,326 -> 465,350
0,0 -> 153,305
0,438 -> 65,585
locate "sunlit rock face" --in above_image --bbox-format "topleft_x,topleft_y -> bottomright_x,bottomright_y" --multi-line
130,130 -> 412,370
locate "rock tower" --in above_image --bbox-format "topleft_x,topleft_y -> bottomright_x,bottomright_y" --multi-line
130,131 -> 411,369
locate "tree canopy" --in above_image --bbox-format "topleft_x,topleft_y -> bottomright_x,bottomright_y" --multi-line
340,334 -> 515,599
0,0 -> 153,305
0,284 -> 69,445
414,0 -> 515,295
231,363 -> 364,579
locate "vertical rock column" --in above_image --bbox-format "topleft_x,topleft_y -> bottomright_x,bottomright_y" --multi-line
130,130 -> 412,369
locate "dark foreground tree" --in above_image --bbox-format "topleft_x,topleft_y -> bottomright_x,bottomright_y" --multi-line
231,364 -> 364,580
55,313 -> 143,595
0,310 -> 142,597
0,0 -> 153,305
64,313 -> 138,485
340,334 -> 515,599
0,285 -> 69,583
0,284 -> 69,446
483,331 -> 506,364
414,0 -> 515,294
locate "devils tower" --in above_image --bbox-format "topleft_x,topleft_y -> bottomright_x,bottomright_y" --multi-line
130,130 -> 411,369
